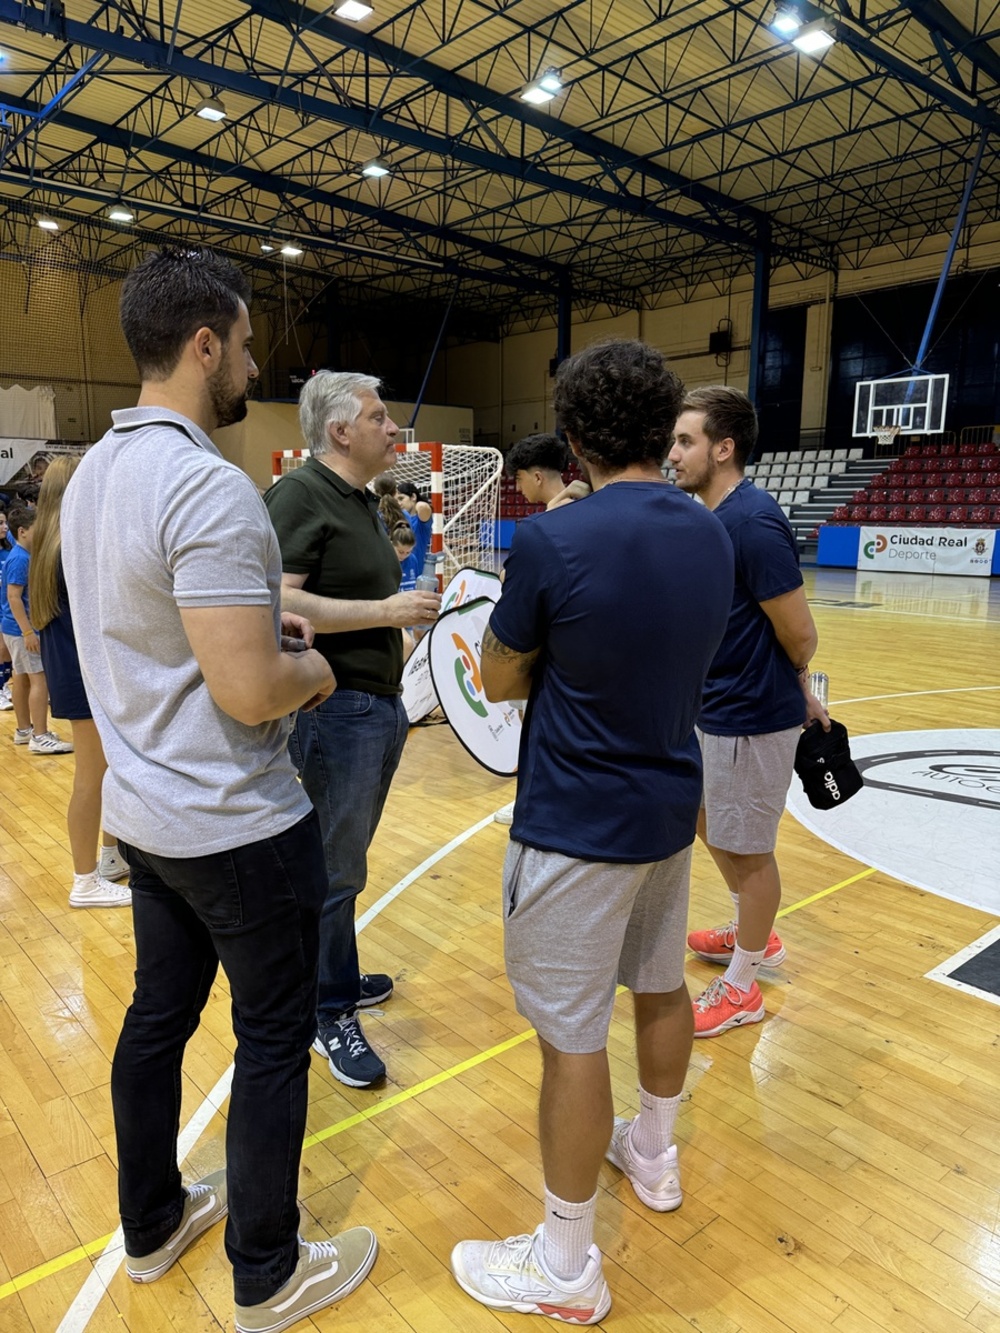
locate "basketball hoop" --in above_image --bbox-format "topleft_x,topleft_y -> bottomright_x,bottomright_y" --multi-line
873,424 -> 900,451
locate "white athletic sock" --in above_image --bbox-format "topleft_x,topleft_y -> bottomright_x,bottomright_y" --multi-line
73,868 -> 100,888
542,1186 -> 597,1281
631,1087 -> 682,1159
725,942 -> 766,992
728,890 -> 741,926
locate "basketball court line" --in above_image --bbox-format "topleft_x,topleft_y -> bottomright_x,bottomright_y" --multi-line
925,924 -> 1000,1010
3,854 -> 875,1318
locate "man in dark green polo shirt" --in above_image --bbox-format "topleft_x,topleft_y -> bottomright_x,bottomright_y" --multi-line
264,371 -> 440,1087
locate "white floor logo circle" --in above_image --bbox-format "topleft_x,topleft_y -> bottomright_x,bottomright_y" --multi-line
785,729 -> 1000,915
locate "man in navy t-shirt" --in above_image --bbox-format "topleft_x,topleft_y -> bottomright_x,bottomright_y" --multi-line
669,386 -> 828,1041
450,341 -> 734,1324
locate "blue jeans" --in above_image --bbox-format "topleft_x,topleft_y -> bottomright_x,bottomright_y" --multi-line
114,812 -> 326,1306
289,690 -> 408,1024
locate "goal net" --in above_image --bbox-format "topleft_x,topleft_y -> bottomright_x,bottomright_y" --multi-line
392,441 -> 503,579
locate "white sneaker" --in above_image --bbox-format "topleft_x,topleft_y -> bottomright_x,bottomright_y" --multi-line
28,730 -> 74,754
0,686 -> 13,711
451,1224 -> 610,1324
494,801 -> 515,826
13,726 -> 32,745
98,847 -> 130,881
605,1117 -> 682,1212
69,874 -> 133,908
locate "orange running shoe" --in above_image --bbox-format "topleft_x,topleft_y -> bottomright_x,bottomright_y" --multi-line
687,921 -> 786,966
692,977 -> 765,1038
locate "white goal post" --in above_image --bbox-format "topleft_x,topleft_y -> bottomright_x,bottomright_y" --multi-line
392,440 -> 503,580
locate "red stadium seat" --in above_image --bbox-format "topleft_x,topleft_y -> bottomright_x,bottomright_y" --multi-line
927,505 -> 947,522
905,489 -> 924,503
888,505 -> 906,522
946,488 -> 965,503
977,441 -> 997,455
853,490 -> 868,503
968,488 -> 987,504
965,472 -> 985,487
946,506 -> 967,522
870,505 -> 889,521
927,488 -> 945,503
904,445 -> 921,457
922,443 -> 940,457
849,504 -> 870,520
945,473 -> 964,487
889,489 -> 906,503
832,506 -> 850,521
925,473 -> 945,488
989,488 -> 1000,504
970,505 -> 990,524
907,505 -> 926,521
984,472 -> 1000,487
888,458 -> 906,473
959,443 -> 977,456
941,443 -> 958,456
870,489 -> 889,503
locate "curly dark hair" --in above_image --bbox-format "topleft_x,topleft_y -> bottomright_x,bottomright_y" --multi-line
120,246 -> 251,380
553,340 -> 684,470
504,432 -> 570,477
682,385 -> 758,469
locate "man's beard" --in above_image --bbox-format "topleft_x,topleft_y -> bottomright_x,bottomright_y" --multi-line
208,365 -> 249,429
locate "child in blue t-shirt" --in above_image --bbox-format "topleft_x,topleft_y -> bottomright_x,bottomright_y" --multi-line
0,506 -> 73,753
0,508 -> 12,703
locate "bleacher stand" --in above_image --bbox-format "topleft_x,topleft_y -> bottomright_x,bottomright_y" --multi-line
827,437 -> 1000,526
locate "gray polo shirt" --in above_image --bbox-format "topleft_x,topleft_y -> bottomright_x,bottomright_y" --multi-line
62,406 -> 311,858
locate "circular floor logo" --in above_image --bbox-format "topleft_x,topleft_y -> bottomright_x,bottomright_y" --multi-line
785,729 -> 1000,915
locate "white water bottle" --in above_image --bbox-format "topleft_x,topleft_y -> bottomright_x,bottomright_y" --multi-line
415,551 -> 439,593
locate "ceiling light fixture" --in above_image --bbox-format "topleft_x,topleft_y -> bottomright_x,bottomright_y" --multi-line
335,0 -> 373,20
107,202 -> 134,223
194,95 -> 227,122
280,243 -> 303,257
791,19 -> 835,54
260,240 -> 276,253
770,7 -> 803,37
360,155 -> 391,178
520,71 -> 563,105
37,216 -> 59,231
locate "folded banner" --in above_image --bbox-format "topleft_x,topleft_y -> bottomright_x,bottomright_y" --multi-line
428,596 -> 521,776
402,568 -> 502,726
858,525 -> 995,577
0,438 -> 50,486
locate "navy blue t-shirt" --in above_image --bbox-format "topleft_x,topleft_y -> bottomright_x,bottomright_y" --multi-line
489,482 -> 734,863
698,479 -> 806,737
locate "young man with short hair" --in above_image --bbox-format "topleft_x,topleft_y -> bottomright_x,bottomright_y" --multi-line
504,432 -> 572,507
63,246 -> 377,1333
669,386 -> 829,1038
1,504 -> 74,753
266,372 -> 441,1089
451,340 -> 735,1323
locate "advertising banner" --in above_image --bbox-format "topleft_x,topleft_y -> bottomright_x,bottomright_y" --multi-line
401,632 -> 437,725
0,439 -> 50,487
858,526 -> 995,577
440,565 -> 502,613
428,597 -> 521,776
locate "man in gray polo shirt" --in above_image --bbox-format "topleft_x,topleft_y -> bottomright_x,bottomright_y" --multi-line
62,247 -> 377,1333
265,371 -> 440,1089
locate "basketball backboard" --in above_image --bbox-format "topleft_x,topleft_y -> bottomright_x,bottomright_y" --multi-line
853,373 -> 949,436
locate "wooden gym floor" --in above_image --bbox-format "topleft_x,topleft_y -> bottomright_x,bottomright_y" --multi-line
1,566 -> 999,1333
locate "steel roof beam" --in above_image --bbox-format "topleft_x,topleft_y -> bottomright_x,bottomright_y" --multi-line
0,0 -> 801,261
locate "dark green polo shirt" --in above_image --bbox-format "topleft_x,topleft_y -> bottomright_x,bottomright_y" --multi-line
264,457 -> 403,694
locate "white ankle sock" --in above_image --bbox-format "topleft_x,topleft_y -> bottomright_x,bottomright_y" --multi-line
73,869 -> 100,887
728,890 -> 741,925
725,943 -> 765,991
542,1186 -> 596,1280
631,1087 -> 682,1159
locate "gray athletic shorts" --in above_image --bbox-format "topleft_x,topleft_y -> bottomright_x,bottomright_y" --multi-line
697,726 -> 800,856
3,633 -> 42,675
502,839 -> 692,1055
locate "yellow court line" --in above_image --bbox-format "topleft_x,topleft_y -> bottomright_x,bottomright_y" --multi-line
0,1233 -> 117,1302
0,862 -> 874,1306
303,1027 -> 538,1148
776,865 -> 877,917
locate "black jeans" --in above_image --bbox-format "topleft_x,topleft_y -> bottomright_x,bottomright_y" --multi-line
114,810 -> 326,1306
